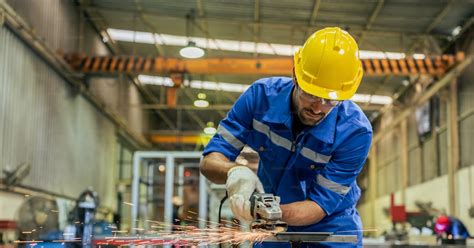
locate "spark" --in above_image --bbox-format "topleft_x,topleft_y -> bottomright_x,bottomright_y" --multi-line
15,218 -> 277,246
14,241 -> 43,244
91,219 -> 275,246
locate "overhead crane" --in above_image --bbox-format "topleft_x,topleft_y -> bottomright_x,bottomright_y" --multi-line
64,53 -> 464,77
63,52 -> 466,145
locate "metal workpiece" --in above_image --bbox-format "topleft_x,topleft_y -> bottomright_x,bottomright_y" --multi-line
264,232 -> 358,244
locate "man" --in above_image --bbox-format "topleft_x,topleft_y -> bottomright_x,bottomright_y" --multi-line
434,215 -> 470,241
200,27 -> 372,247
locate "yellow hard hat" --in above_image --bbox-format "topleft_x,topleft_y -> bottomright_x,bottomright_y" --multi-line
293,27 -> 363,100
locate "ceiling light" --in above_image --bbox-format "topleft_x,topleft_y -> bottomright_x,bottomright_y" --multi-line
203,122 -> 217,135
138,75 -> 250,93
203,126 -> 217,135
180,41 -> 205,59
452,26 -> 462,37
413,54 -> 426,60
194,99 -> 209,108
351,93 -> 392,105
138,75 -> 174,87
198,93 -> 207,99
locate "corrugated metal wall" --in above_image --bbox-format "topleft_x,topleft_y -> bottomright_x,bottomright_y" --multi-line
0,0 -> 160,211
88,75 -> 148,135
6,0 -> 80,53
0,26 -> 118,208
4,0 -> 151,136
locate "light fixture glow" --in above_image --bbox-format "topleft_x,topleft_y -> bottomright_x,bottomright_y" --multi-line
203,122 -> 217,135
452,26 -> 462,37
107,28 -> 425,59
194,99 -> 209,108
203,126 -> 217,135
138,74 -> 393,105
138,75 -> 250,92
180,41 -> 205,58
351,93 -> 392,105
413,53 -> 426,60
138,75 -> 174,87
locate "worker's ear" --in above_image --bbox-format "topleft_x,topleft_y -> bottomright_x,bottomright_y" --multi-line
292,67 -> 298,86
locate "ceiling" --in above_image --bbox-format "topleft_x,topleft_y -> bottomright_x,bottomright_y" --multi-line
79,0 -> 474,139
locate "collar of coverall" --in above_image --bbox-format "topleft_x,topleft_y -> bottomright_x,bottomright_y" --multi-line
261,78 -> 338,144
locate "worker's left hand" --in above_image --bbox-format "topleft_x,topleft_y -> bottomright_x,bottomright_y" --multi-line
226,166 -> 264,222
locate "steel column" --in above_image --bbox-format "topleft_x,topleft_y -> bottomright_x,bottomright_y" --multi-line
447,79 -> 459,216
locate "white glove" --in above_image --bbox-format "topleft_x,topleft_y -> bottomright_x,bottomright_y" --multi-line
226,166 -> 264,222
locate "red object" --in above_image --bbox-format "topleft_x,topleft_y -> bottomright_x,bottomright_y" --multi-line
390,193 -> 407,222
0,220 -> 16,230
436,215 -> 450,225
434,215 -> 451,234
391,206 -> 407,222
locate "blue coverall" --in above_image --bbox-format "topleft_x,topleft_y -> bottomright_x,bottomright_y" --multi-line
203,77 -> 373,247
440,217 -> 471,240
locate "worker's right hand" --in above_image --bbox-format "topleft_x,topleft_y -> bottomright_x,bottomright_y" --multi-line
226,166 -> 264,222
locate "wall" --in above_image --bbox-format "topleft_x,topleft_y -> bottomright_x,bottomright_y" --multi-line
0,26 -> 117,208
5,0 -> 150,136
358,30 -> 474,236
0,0 -> 154,214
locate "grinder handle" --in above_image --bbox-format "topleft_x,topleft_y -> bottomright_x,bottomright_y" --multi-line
249,192 -> 258,218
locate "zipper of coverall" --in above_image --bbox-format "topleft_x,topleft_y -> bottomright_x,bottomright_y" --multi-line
291,131 -> 306,152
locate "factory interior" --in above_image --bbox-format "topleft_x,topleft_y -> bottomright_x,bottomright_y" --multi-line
0,0 -> 474,247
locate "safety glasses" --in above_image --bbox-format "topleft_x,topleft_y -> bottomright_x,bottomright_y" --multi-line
293,75 -> 340,107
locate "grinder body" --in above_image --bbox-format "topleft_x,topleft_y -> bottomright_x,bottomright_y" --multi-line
249,193 -> 288,232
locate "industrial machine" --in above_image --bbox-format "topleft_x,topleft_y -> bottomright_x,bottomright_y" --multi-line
17,196 -> 60,241
385,193 -> 435,242
67,189 -> 99,248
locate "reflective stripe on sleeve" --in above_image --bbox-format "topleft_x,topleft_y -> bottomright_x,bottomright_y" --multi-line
317,174 -> 351,195
301,147 -> 331,163
217,124 -> 245,150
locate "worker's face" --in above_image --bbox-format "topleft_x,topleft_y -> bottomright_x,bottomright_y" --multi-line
292,71 -> 339,126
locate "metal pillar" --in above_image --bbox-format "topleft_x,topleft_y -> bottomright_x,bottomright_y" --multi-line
164,154 -> 175,227
400,119 -> 408,204
131,151 -> 205,233
447,79 -> 459,216
369,145 -> 378,235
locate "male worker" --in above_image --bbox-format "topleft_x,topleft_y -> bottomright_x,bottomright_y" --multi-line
434,214 -> 471,242
200,27 -> 372,247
